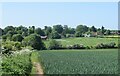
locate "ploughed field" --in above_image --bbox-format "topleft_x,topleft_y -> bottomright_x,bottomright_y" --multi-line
38,49 -> 118,74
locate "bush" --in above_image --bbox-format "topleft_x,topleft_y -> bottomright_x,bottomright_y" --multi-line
66,34 -> 74,38
2,41 -> 22,54
118,43 -> 120,48
14,42 -> 22,50
95,42 -> 116,49
75,32 -> 84,37
67,44 -> 86,49
12,34 -> 24,42
2,44 -> 13,54
22,34 -> 46,50
2,53 -> 32,75
2,35 -> 7,41
51,31 -> 61,39
48,39 -> 62,50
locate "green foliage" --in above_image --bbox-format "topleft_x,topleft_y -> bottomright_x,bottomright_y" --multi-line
66,34 -> 74,38
51,31 -> 61,39
3,26 -> 15,34
101,26 -> 105,35
22,34 -> 46,50
3,43 -> 13,54
35,28 -> 45,36
67,44 -> 86,49
2,41 -> 22,54
44,26 -> 52,38
53,25 -> 63,34
90,26 -> 97,32
14,42 -> 22,50
76,25 -> 88,34
2,35 -> 7,41
95,42 -> 116,49
12,34 -> 24,42
75,31 -> 84,37
39,49 -> 118,74
104,30 -> 111,35
48,39 -> 62,50
2,53 -> 32,75
28,26 -> 35,35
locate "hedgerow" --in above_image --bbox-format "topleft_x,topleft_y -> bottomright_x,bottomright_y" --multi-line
1,53 -> 32,75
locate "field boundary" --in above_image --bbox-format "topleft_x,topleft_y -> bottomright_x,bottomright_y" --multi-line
31,51 -> 44,75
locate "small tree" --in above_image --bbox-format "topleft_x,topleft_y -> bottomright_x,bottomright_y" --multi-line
48,39 -> 62,50
22,34 -> 46,50
51,31 -> 61,39
75,31 -> 83,37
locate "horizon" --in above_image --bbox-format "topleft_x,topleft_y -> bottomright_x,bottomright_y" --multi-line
1,2 -> 118,30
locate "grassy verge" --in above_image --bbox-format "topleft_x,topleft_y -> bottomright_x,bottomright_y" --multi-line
31,51 -> 40,74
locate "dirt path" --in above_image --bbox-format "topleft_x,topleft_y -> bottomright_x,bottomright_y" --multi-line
33,62 -> 44,76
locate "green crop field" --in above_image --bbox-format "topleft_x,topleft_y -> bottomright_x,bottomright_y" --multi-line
44,37 -> 118,48
38,49 -> 118,74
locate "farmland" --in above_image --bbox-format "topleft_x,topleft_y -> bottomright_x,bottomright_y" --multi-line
38,49 -> 118,74
1,2 -> 119,75
44,37 -> 118,48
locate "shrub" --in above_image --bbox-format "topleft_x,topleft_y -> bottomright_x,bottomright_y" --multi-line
14,42 -> 22,50
67,44 -> 86,49
66,45 -> 73,49
86,46 -> 90,49
118,43 -> 120,48
51,31 -> 61,39
2,44 -> 13,54
2,35 -> 7,41
66,34 -> 74,38
22,34 -> 46,50
75,32 -> 84,37
48,39 -> 62,50
2,53 -> 32,75
12,34 -> 23,42
95,42 -> 116,49
2,41 -> 22,54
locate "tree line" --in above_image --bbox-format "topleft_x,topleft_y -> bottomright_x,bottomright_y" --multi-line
0,24 -> 119,53
0,24 -> 116,40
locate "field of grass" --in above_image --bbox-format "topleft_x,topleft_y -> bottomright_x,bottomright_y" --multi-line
44,37 -> 118,48
38,49 -> 118,74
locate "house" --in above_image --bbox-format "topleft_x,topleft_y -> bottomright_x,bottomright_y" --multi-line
83,32 -> 98,37
91,32 -> 98,37
83,34 -> 91,37
40,36 -> 47,40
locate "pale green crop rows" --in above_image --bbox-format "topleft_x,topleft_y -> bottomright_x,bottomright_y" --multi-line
39,49 -> 118,74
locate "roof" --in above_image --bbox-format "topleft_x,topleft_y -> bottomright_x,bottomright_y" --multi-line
40,36 -> 47,39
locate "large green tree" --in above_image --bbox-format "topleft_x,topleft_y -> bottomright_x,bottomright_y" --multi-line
76,25 -> 88,34
35,28 -> 45,36
53,25 -> 63,34
101,26 -> 105,34
3,26 -> 15,34
22,34 -> 46,50
90,26 -> 97,32
51,31 -> 61,39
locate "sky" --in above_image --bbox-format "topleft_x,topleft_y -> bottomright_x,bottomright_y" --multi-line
1,2 -> 118,30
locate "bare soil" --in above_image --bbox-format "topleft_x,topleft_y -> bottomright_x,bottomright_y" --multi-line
33,62 -> 44,76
